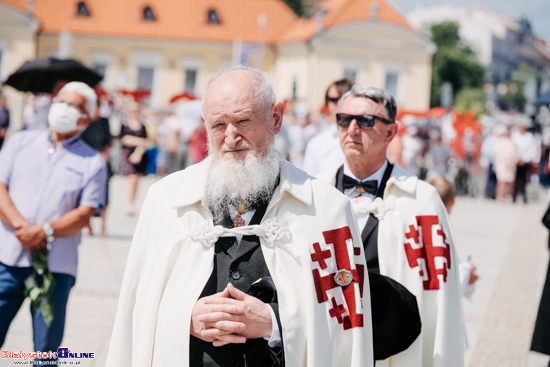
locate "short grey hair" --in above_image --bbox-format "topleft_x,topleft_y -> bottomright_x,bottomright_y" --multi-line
58,81 -> 97,117
340,84 -> 397,122
202,64 -> 277,118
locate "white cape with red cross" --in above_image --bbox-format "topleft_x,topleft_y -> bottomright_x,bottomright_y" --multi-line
376,165 -> 464,367
106,158 -> 374,367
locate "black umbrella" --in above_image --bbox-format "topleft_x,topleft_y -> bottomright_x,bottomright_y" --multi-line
534,89 -> 550,106
3,57 -> 102,94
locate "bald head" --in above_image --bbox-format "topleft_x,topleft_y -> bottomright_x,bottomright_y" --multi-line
203,65 -> 276,118
201,65 -> 284,161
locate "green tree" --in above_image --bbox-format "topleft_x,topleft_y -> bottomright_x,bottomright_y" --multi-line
430,22 -> 486,109
498,80 -> 526,110
454,88 -> 486,117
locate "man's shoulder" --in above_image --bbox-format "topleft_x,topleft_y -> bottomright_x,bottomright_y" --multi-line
387,165 -> 444,206
11,128 -> 45,141
72,139 -> 107,169
149,158 -> 210,203
282,160 -> 346,202
385,164 -> 419,197
78,139 -> 102,156
415,178 -> 441,199
315,163 -> 342,185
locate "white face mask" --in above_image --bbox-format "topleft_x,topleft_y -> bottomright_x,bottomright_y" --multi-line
48,102 -> 87,133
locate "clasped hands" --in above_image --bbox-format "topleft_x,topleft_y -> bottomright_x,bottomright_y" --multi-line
190,283 -> 272,347
13,220 -> 46,252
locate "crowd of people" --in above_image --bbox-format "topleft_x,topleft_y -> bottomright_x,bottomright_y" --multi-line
5,76 -> 549,214
0,65 -> 548,367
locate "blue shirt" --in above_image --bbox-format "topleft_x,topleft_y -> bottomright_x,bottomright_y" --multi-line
0,129 -> 107,277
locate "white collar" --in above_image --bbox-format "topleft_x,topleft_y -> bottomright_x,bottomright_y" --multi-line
343,160 -> 388,188
384,164 -> 418,196
172,157 -> 313,209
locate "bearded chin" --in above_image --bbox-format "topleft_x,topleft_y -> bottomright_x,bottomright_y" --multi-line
204,139 -> 283,224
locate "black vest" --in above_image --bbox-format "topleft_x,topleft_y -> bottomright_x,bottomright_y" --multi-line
189,200 -> 283,367
335,162 -> 394,273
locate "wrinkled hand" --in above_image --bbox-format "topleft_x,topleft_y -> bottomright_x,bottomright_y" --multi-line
15,223 -> 46,252
191,288 -> 247,346
201,283 -> 273,347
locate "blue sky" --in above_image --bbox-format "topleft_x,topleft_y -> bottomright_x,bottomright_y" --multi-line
390,0 -> 550,43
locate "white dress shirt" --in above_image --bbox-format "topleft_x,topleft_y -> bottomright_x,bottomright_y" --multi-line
512,130 -> 539,164
343,161 -> 388,230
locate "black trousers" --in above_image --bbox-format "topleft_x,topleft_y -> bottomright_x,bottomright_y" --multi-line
513,163 -> 530,202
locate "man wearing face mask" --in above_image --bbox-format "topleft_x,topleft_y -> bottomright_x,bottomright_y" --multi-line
0,82 -> 107,362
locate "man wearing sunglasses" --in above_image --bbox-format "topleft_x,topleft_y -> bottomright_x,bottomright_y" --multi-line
320,84 -> 464,367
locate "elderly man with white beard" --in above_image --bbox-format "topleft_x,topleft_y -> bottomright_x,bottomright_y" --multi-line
106,65 -> 373,367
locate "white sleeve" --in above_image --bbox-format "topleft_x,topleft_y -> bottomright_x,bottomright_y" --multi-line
263,304 -> 282,348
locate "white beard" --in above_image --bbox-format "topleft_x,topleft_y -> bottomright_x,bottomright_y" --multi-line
204,141 -> 283,224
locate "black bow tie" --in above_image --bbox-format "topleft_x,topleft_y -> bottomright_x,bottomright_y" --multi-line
343,175 -> 378,195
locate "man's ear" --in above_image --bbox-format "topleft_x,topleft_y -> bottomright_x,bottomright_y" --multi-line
200,113 -> 205,124
385,122 -> 398,143
272,101 -> 284,135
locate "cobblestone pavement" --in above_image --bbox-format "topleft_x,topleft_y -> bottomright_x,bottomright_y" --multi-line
1,175 -> 550,367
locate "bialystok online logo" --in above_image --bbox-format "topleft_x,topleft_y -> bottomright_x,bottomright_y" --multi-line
1,348 -> 95,360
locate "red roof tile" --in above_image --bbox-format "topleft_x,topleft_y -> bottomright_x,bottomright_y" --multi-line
0,0 -> 416,44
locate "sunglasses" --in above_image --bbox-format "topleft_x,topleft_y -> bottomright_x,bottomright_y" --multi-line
336,113 -> 394,129
326,97 -> 340,104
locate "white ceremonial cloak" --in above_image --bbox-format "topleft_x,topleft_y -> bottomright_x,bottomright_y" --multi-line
319,163 -> 464,367
106,157 -> 374,367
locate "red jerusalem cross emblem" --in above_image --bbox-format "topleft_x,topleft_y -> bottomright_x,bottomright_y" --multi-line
403,215 -> 452,290
310,227 -> 364,330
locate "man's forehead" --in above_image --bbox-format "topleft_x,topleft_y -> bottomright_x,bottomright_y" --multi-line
206,106 -> 255,119
208,70 -> 255,93
204,75 -> 259,114
341,96 -> 385,113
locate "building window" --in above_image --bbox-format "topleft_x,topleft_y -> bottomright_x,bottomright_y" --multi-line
184,68 -> 197,94
383,62 -> 404,102
181,58 -> 203,96
385,72 -> 399,97
137,67 -> 154,90
292,77 -> 297,100
76,1 -> 90,17
132,52 -> 161,106
343,68 -> 358,82
91,52 -> 113,88
143,6 -> 155,21
207,9 -> 221,24
341,59 -> 362,82
137,67 -> 154,105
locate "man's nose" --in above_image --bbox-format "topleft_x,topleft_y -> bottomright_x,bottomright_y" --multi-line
348,118 -> 361,135
224,124 -> 242,147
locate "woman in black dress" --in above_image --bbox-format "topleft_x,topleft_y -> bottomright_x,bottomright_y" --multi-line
118,102 -> 148,216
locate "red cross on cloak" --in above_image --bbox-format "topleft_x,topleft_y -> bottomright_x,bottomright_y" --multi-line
310,226 -> 364,330
404,215 -> 452,290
